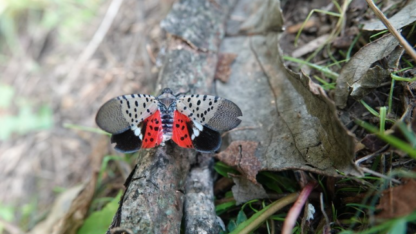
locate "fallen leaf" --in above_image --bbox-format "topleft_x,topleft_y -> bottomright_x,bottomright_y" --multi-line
216,141 -> 261,183
50,137 -> 107,234
335,33 -> 399,108
363,0 -> 416,31
215,53 -> 237,82
217,0 -> 362,177
345,0 -> 368,26
28,185 -> 84,234
376,179 -> 416,219
332,27 -> 359,49
387,47 -> 405,69
239,0 -> 284,34
348,0 -> 368,15
286,18 -> 319,34
231,176 -> 268,205
349,65 -> 391,99
292,34 -> 330,58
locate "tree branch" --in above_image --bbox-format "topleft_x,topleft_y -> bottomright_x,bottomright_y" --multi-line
107,0 -> 236,233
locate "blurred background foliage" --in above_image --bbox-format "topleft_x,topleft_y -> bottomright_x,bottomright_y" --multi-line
0,0 -> 101,51
0,0 -> 103,232
0,0 -> 102,141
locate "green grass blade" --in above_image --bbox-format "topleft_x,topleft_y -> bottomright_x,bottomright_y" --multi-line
397,122 -> 416,147
379,106 -> 386,133
356,120 -> 416,158
283,56 -> 339,79
391,73 -> 416,82
64,123 -> 110,135
229,193 -> 298,234
360,100 -> 394,123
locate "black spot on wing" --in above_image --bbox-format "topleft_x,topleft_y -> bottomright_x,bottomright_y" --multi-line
110,129 -> 142,153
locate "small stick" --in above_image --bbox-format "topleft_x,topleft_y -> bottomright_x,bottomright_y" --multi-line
67,0 -> 125,81
365,0 -> 416,61
282,182 -> 316,234
360,167 -> 401,184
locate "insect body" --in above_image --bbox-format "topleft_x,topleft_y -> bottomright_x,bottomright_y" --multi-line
96,88 -> 242,153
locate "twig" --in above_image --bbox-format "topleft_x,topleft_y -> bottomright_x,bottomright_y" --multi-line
320,192 -> 330,232
355,144 -> 390,166
360,167 -> 401,184
365,0 -> 416,61
66,0 -> 125,81
238,193 -> 299,234
146,44 -> 157,64
282,182 -> 316,234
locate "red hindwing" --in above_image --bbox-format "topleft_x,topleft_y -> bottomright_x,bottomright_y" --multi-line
172,111 -> 194,149
141,110 -> 163,148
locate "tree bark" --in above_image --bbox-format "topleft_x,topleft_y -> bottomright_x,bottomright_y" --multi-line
107,0 -> 236,233
184,154 -> 224,234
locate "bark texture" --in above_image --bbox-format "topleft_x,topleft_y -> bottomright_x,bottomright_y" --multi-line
107,0 -> 236,233
184,154 -> 224,234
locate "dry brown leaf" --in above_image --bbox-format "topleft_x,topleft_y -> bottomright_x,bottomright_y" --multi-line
51,137 -> 107,234
363,0 -> 416,31
239,0 -> 284,34
231,176 -> 268,205
286,18 -> 318,34
291,34 -> 330,58
215,53 -> 237,82
27,137 -> 108,234
216,141 -> 261,183
376,179 -> 416,219
217,0 -> 362,177
349,65 -> 391,99
348,0 -> 368,16
332,27 -> 359,49
52,174 -> 98,234
28,186 -> 84,234
335,33 -> 399,108
387,47 -> 405,69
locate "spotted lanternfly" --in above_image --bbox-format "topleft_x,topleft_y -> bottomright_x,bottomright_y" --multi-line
96,88 -> 242,153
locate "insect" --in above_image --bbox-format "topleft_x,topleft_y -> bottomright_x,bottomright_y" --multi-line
96,88 -> 242,153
